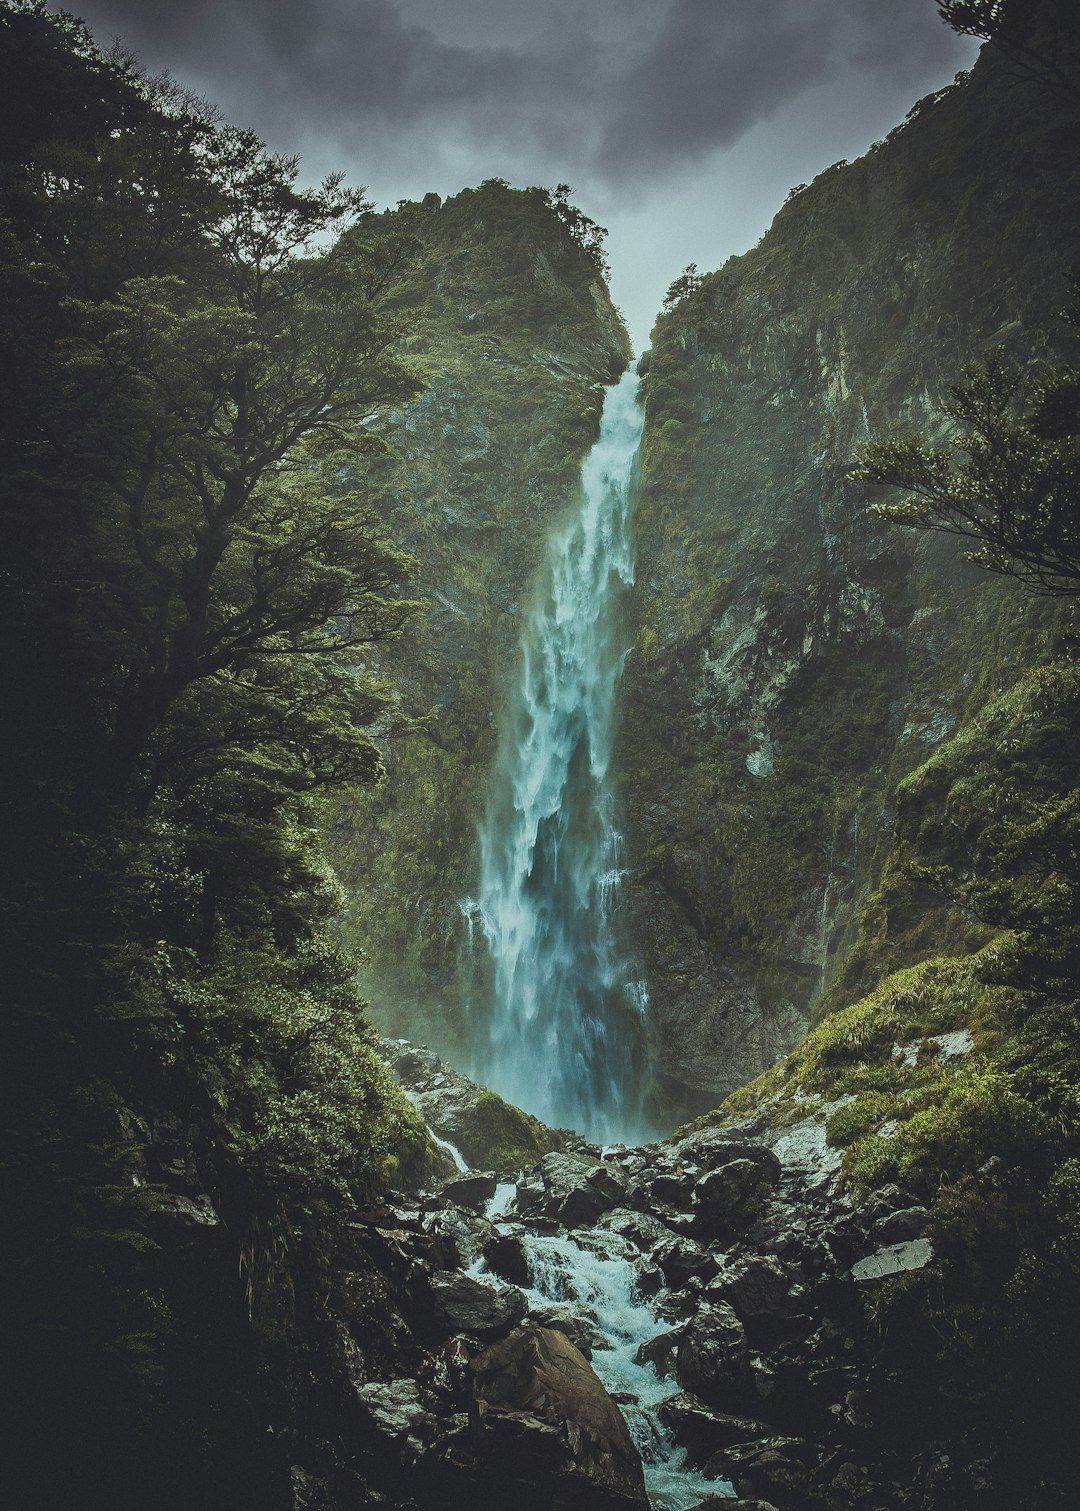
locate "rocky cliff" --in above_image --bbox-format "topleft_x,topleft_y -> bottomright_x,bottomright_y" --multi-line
623,40 -> 1080,1117
327,181 -> 631,1053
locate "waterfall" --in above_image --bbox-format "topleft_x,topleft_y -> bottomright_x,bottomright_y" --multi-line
470,366 -> 649,1142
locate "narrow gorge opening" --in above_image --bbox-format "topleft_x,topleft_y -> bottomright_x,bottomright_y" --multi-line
463,365 -> 651,1143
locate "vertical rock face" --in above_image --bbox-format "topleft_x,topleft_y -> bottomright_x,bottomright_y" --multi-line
328,183 -> 631,1054
624,44 -> 1080,1116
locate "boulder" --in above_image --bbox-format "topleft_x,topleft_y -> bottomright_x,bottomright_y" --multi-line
706,1255 -> 799,1344
634,1328 -> 682,1378
690,1160 -> 775,1240
442,1172 -> 499,1211
652,1233 -> 718,1288
675,1302 -> 754,1411
705,1437 -> 811,1500
470,1322 -> 648,1509
427,1270 -> 528,1338
674,1133 -> 781,1185
595,1207 -> 679,1252
289,1466 -> 330,1511
353,1378 -> 433,1444
423,1206 -> 494,1267
539,1152 -> 626,1228
483,1229 -> 532,1286
380,1038 -> 560,1174
850,1238 -> 933,1283
656,1393 -> 775,1466
689,1502 -> 780,1511
871,1205 -> 929,1245
529,1303 -> 608,1359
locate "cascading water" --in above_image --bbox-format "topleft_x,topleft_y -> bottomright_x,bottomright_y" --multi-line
471,1227 -> 736,1508
467,366 -> 649,1141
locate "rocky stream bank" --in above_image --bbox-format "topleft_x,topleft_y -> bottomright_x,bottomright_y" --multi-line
270,1041 -> 1011,1511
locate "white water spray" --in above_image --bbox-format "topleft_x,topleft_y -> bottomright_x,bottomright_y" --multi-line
470,367 -> 648,1141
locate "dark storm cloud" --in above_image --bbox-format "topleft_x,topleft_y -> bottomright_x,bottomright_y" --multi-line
72,0 -> 971,190
595,0 -> 837,179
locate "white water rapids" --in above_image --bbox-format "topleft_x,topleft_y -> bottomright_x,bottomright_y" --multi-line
472,1222 -> 735,1508
465,367 -> 649,1142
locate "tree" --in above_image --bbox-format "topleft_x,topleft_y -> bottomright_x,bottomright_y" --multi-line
850,346 -> 1080,595
661,263 -> 704,312
547,182 -> 611,278
2,86 -> 422,799
937,0 -> 1080,107
0,18 -> 433,1491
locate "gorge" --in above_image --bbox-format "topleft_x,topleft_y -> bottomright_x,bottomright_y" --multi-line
3,4 -> 1080,1511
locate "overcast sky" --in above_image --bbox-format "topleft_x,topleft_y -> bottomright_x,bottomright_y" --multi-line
69,0 -> 978,351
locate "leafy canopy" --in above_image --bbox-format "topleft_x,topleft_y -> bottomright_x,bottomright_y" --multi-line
850,346 -> 1080,595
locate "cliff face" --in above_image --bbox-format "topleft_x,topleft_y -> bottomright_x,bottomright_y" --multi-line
328,183 -> 631,1052
623,44 -> 1080,1118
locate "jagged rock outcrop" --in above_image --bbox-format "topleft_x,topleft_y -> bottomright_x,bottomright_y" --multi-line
623,39 -> 1080,1115
380,1036 -> 563,1173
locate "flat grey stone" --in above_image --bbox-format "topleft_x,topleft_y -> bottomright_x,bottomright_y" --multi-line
850,1238 -> 933,1282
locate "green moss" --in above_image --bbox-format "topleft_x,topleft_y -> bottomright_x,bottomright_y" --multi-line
453,1090 -> 558,1175
825,1091 -> 895,1147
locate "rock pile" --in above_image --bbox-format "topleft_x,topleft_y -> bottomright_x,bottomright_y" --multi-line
279,1048 -> 987,1511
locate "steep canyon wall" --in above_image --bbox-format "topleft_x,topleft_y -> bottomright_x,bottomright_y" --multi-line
624,43 -> 1080,1117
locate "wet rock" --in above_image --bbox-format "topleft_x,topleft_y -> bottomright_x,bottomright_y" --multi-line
657,1393 -> 776,1465
442,1172 -> 499,1211
863,1182 -> 921,1223
628,1165 -> 697,1211
675,1133 -> 782,1185
692,1502 -> 780,1511
871,1205 -> 929,1245
594,1206 -> 677,1251
354,1377 -> 435,1448
289,1465 -> 330,1511
419,1333 -> 483,1403
380,1037 -> 560,1174
675,1302 -> 754,1410
470,1322 -> 648,1509
706,1437 -> 811,1500
706,1255 -> 798,1344
154,1191 -> 221,1228
656,1288 -> 700,1322
688,1501 -> 780,1511
850,1238 -> 933,1282
633,1261 -> 665,1297
427,1270 -> 528,1338
652,1233 -> 719,1288
483,1229 -> 531,1286
528,1303 -> 608,1359
423,1206 -> 494,1267
539,1151 -> 626,1227
634,1328 -> 682,1377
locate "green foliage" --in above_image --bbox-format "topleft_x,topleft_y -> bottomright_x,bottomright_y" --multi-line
825,1090 -> 895,1147
661,263 -> 704,312
851,346 -> 1080,595
0,7 -> 437,1500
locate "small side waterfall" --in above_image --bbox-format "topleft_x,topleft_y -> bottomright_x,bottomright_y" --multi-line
468,367 -> 648,1141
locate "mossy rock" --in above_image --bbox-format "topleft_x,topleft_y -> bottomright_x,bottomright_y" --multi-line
450,1090 -> 559,1176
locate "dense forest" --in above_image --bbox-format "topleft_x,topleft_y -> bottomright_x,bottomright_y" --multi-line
2,2 -> 1080,1509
